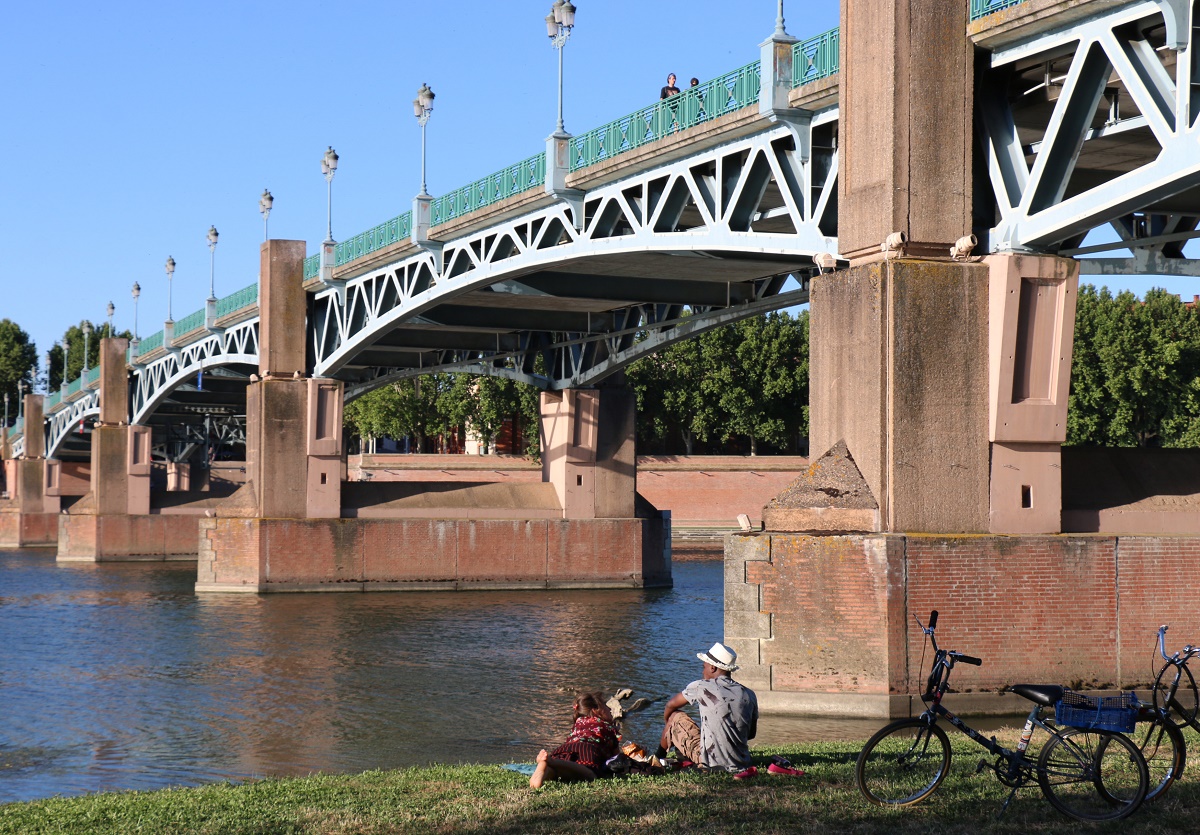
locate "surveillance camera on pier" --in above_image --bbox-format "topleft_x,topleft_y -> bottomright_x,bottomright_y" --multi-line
814,252 -> 838,274
950,234 -> 978,260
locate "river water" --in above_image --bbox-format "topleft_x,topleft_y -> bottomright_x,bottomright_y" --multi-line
0,548 -> 890,804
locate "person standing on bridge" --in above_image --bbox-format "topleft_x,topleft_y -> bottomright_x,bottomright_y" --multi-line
659,73 -> 680,99
656,642 -> 758,775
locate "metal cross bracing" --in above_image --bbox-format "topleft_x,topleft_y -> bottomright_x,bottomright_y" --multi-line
312,120 -> 839,397
977,0 -> 1200,274
46,389 -> 101,460
153,415 -> 247,465
130,317 -> 259,426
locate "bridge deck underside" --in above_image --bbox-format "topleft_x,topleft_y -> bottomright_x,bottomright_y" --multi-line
339,249 -> 814,385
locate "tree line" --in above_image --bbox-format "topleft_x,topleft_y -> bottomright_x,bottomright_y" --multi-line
5,288 -> 1200,453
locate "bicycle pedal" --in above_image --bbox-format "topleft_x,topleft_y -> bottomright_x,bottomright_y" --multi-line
975,758 -> 990,774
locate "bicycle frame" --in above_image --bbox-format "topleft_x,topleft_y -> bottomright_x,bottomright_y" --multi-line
916,613 -> 1093,785
920,646 -> 1043,781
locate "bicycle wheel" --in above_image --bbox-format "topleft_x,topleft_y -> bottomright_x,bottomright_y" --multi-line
1152,661 -> 1199,730
856,718 -> 952,806
1037,729 -> 1148,822
1097,711 -> 1185,803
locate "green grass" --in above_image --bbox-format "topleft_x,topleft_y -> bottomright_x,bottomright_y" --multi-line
2,732 -> 1197,834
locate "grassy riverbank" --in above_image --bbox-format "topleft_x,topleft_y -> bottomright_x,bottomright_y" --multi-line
2,735 -> 1196,834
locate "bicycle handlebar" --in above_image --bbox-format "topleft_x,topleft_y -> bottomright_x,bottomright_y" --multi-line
929,610 -> 939,630
953,653 -> 983,667
1158,624 -> 1200,662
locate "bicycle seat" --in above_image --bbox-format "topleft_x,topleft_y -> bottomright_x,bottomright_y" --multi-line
1007,684 -> 1064,706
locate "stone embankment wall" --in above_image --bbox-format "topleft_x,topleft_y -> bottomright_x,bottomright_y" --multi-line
348,454 -> 809,527
726,532 -> 1200,717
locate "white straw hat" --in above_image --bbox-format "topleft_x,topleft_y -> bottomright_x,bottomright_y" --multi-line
697,642 -> 739,672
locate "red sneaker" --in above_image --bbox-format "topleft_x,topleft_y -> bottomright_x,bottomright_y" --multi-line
733,766 -> 758,780
767,763 -> 805,777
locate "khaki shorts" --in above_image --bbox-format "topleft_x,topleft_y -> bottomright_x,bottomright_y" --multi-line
665,712 -> 702,765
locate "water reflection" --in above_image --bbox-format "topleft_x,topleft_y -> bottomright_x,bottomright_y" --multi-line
0,549 -> 1006,804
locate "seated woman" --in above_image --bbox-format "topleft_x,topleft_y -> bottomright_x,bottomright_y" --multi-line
530,692 -> 619,789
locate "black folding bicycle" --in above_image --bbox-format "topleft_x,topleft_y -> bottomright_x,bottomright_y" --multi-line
856,611 -> 1149,822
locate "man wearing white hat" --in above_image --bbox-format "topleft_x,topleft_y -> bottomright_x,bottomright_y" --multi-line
656,642 -> 759,774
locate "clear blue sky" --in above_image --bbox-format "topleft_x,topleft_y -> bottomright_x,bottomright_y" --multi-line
0,0 -> 1192,367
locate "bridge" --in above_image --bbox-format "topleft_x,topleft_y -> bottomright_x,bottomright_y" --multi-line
5,0 -> 1200,714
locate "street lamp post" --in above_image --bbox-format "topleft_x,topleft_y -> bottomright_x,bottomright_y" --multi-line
545,1 -> 577,138
60,338 -> 69,395
411,85 -> 436,245
131,282 -> 141,359
131,283 -> 141,340
320,147 -> 339,282
82,321 -> 92,375
165,256 -> 176,323
260,189 -> 273,242
322,147 -> 338,246
43,352 -> 51,395
17,380 -> 24,420
206,226 -> 219,301
413,84 -> 435,197
106,301 -> 115,335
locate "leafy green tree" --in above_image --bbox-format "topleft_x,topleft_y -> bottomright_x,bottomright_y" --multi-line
0,319 -> 37,419
703,311 -> 808,455
628,325 -> 716,454
1067,286 -> 1200,447
46,321 -> 132,389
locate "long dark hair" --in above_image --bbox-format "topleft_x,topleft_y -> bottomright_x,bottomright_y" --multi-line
572,691 -> 608,721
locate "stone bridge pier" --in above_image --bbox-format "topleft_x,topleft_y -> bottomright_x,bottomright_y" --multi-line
57,337 -> 200,560
196,240 -> 669,593
0,395 -> 59,547
722,0 -> 1192,717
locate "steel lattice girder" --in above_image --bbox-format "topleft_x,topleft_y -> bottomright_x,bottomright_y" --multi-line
46,389 -> 101,459
981,1 -> 1200,253
130,320 -> 259,425
312,120 -> 838,394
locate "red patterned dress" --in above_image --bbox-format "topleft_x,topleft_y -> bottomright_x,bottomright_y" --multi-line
548,715 -> 620,775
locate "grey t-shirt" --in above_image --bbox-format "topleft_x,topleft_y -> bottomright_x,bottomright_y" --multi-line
682,674 -> 758,771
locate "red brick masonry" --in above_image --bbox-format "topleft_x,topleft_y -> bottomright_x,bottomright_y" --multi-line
0,510 -> 58,548
726,533 -> 1200,716
197,516 -> 671,592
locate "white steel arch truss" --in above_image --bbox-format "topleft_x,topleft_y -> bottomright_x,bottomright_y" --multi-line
981,1 -> 1200,262
46,390 -> 101,459
312,120 -> 839,390
130,319 -> 259,425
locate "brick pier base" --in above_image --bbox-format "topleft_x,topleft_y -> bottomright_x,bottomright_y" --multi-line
0,510 -> 59,548
196,516 -> 671,592
57,514 -> 202,561
726,533 -> 1200,718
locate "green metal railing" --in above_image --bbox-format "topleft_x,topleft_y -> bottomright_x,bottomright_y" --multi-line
6,417 -> 22,439
971,0 -> 1028,20
45,391 -> 61,410
305,22 -> 848,272
431,153 -> 547,226
140,330 -> 164,354
570,60 -> 762,172
338,211 -> 414,266
63,377 -> 83,399
85,366 -> 100,387
303,253 -> 320,280
792,27 -> 840,87
173,308 -> 205,336
215,283 -> 259,318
